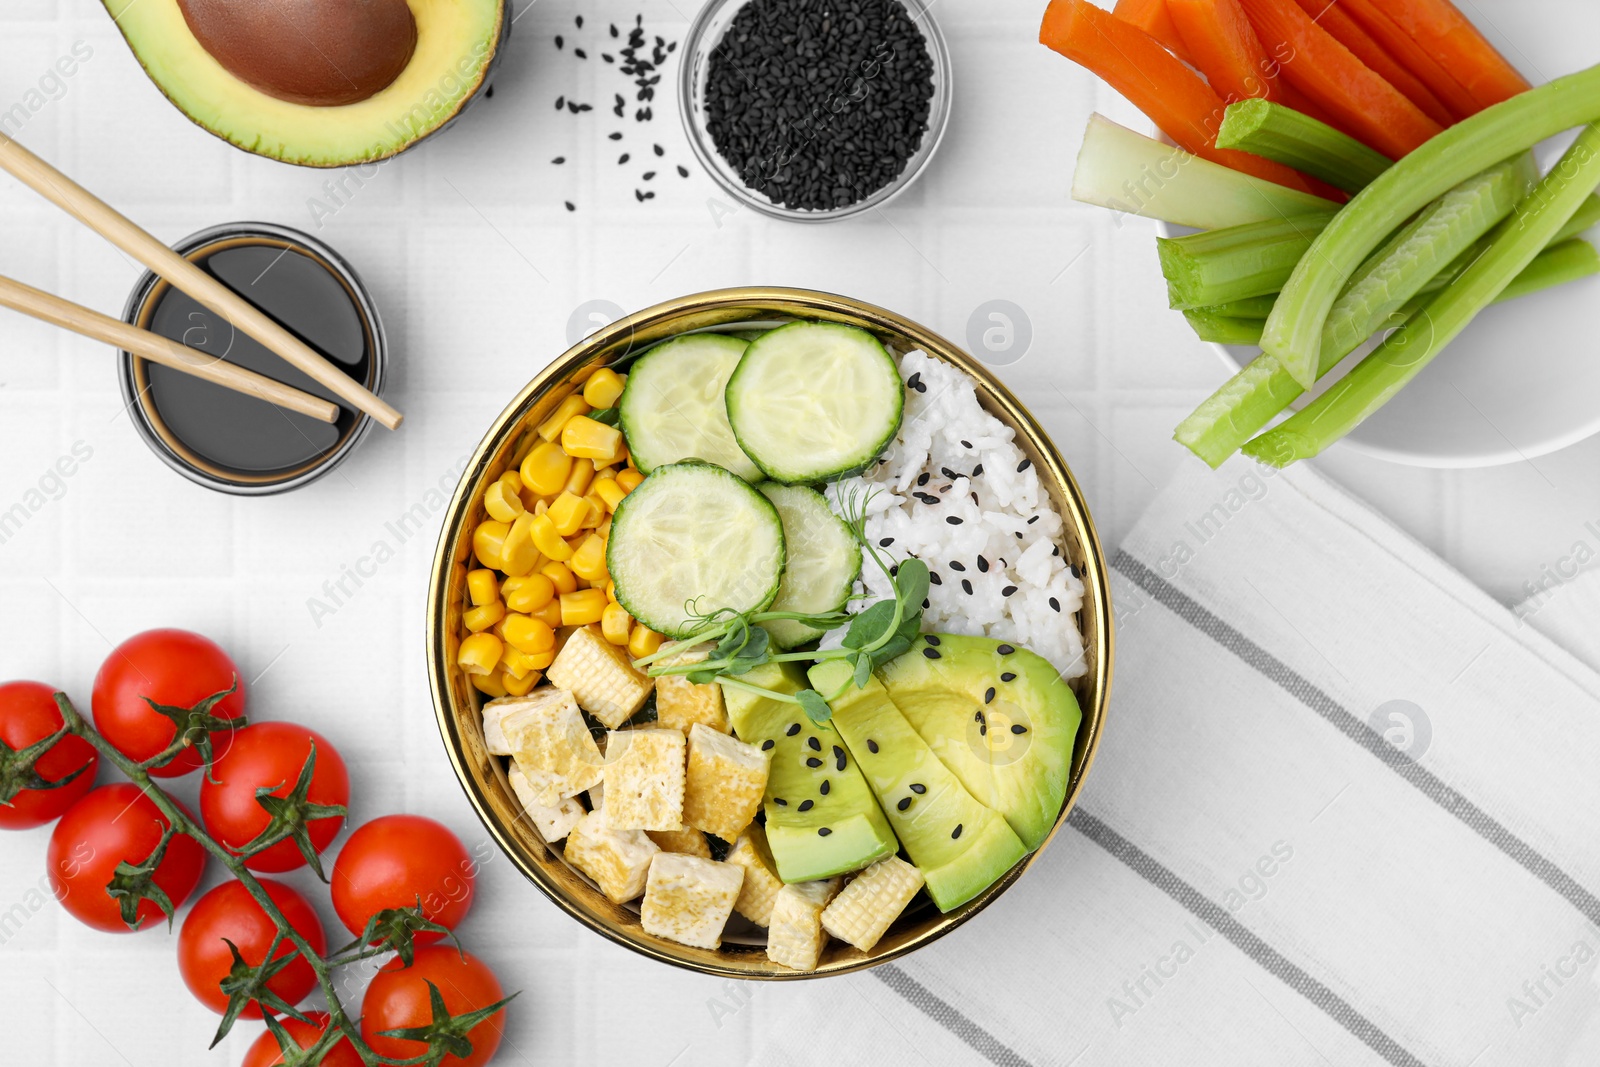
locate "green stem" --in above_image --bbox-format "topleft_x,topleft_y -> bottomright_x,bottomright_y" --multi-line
1215,99 -> 1394,194
714,676 -> 803,704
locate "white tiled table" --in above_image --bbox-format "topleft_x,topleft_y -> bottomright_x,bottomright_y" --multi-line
2,1 -> 1596,1064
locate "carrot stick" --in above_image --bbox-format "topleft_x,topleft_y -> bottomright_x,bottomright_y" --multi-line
1365,0 -> 1530,108
1040,0 -> 1325,194
1112,0 -> 1195,66
1168,0 -> 1282,103
1338,0 -> 1481,118
1236,0 -> 1443,159
1287,0 -> 1454,125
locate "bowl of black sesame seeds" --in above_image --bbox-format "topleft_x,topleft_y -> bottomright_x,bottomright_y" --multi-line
679,0 -> 952,221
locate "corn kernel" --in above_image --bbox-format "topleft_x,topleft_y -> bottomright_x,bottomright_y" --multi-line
483,479 -> 525,522
533,498 -> 550,516
537,394 -> 592,442
520,440 -> 572,497
503,573 -> 555,613
527,513 -> 574,561
472,520 -> 510,571
593,466 -> 619,482
548,491 -> 589,538
520,486 -> 543,512
501,513 -> 540,576
583,367 -> 626,409
616,468 -> 644,492
466,569 -> 499,607
471,672 -> 509,698
561,416 -> 622,462
458,633 -> 503,676
597,518 -> 612,540
571,533 -> 609,582
582,492 -> 609,527
531,598 -> 564,628
612,440 -> 629,466
601,602 -> 633,645
541,560 -> 578,594
605,579 -> 619,604
503,613 -> 556,654
502,668 -> 540,697
500,644 -> 544,679
500,470 -> 524,494
525,649 -> 557,670
628,625 -> 663,659
560,588 -> 609,626
592,478 -> 627,511
463,600 -> 506,633
563,458 -> 595,498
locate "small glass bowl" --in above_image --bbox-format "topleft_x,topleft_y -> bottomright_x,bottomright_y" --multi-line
678,0 -> 953,223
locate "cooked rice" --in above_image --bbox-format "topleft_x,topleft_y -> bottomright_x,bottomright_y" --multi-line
824,350 -> 1088,679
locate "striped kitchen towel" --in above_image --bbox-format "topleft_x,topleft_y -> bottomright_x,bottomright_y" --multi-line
749,457 -> 1600,1067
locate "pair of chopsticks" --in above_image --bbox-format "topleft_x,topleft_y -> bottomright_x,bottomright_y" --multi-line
0,136 -> 401,429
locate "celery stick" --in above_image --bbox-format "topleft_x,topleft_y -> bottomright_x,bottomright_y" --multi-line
1072,114 -> 1337,230
1496,238 -> 1599,300
1262,62 -> 1600,389
1183,310 -> 1266,346
1207,295 -> 1278,319
1156,213 -> 1335,309
1245,124 -> 1600,467
1216,100 -> 1394,194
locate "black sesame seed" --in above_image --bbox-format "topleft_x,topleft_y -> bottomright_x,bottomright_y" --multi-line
952,824 -> 963,840
1050,597 -> 1062,612
997,644 -> 1015,655
879,537 -> 895,547
1012,724 -> 1028,735
820,780 -> 831,795
609,131 -> 623,140
867,739 -> 879,754
910,783 -> 927,794
774,797 -> 787,806
1052,545 -> 1061,557
961,440 -> 973,449
643,171 -> 656,180
1028,515 -> 1040,525
898,797 -> 913,811
1001,672 -> 1016,682
567,101 -> 580,113
619,153 -> 630,164
761,739 -> 774,751
917,472 -> 931,486
551,156 -> 566,164
923,647 -> 941,659
806,757 -> 822,768
798,799 -> 814,812
787,723 -> 801,736
575,48 -> 587,59
946,517 -> 963,526
555,35 -> 563,48
1002,585 -> 1018,597
1017,459 -> 1032,472
929,572 -> 942,586
564,201 -> 576,212
972,464 -> 984,477
603,53 -> 614,62
961,579 -> 973,595
925,635 -> 940,646
923,598 -> 931,609
654,144 -> 664,156
555,95 -> 565,109
808,736 -> 821,752
941,466 -> 958,480
575,15 -> 583,27
907,372 -> 921,387
948,560 -> 966,573
980,723 -> 988,735
977,556 -> 990,572
974,710 -> 984,723
985,687 -> 995,704
610,22 -> 619,36
818,827 -> 832,836
677,165 -> 690,177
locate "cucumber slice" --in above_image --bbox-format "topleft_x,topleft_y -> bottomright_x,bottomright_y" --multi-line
725,322 -> 904,483
756,484 -> 861,649
607,462 -> 785,638
618,333 -> 763,481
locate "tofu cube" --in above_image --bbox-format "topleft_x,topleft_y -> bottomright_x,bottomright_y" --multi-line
563,810 -> 659,904
682,723 -> 769,840
507,765 -> 585,843
655,644 -> 729,735
646,828 -> 713,859
480,697 -> 523,756
640,853 -> 745,950
602,728 -> 686,831
820,856 -> 925,952
767,878 -> 843,971
725,826 -> 784,926
501,688 -> 605,806
546,624 -> 653,728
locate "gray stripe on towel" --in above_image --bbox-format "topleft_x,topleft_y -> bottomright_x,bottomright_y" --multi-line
873,964 -> 1035,1067
1112,549 -> 1600,928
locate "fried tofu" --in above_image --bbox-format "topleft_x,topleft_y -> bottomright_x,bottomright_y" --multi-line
602,728 -> 686,832
654,643 -> 730,735
564,810 -> 659,904
725,825 -> 784,926
682,723 -> 769,840
767,877 -> 844,971
501,688 -> 605,807
640,852 -> 745,950
506,765 -> 585,843
646,828 -> 713,859
820,856 -> 924,952
546,624 -> 653,729
480,696 -> 524,756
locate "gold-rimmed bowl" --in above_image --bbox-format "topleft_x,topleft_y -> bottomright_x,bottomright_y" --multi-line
427,287 -> 1112,979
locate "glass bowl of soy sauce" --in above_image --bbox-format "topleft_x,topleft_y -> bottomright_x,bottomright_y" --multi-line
117,222 -> 387,495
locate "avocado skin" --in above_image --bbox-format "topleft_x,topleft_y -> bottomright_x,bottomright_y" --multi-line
877,634 -> 1081,851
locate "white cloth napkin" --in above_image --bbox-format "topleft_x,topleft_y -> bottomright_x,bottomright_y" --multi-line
750,457 -> 1600,1067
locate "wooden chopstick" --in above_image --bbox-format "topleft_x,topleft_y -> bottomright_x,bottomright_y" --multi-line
0,135 -> 401,430
0,274 -> 341,425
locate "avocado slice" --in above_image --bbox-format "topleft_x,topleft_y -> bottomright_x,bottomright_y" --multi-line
103,0 -> 508,167
720,663 -> 896,883
810,660 -> 1027,912
878,634 -> 1081,851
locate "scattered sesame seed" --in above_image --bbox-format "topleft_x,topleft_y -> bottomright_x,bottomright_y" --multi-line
575,14 -> 583,27
898,797 -> 912,811
1052,545 -> 1061,557
972,464 -> 984,477
1001,585 -> 1018,597
940,466 -> 958,479
575,47 -> 588,58
997,644 -> 1015,655
555,35 -> 564,48
610,22 -> 619,36
961,440 -> 973,449
1017,459 -> 1032,472
1050,597 -> 1061,612
910,783 -> 926,794
643,171 -> 656,180
946,516 -> 963,525
925,635 -> 941,646
1001,672 -> 1016,682
774,797 -> 787,806
922,647 -> 941,659
951,824 -> 963,840
867,739 -> 879,754
961,579 -> 973,595
609,131 -> 623,140
923,598 -> 930,609
985,687 -> 995,704
761,739 -> 774,751
917,472 -> 931,486
818,827 -> 832,836
619,153 -> 630,164
1028,515 -> 1040,525
948,560 -> 966,573
786,723 -> 801,736
677,165 -> 690,177
551,156 -> 566,164
807,736 -> 821,752
603,53 -> 614,62
805,756 -> 822,768
879,537 -> 894,547
1012,724 -> 1028,734
977,556 -> 989,572
929,572 -> 942,586
654,144 -> 664,156
798,799 -> 814,812
555,95 -> 565,109
820,780 -> 830,795
564,201 -> 576,212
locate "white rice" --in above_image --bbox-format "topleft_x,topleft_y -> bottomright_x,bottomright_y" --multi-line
824,349 -> 1088,679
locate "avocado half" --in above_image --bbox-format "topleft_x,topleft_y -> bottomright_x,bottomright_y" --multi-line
103,0 -> 510,167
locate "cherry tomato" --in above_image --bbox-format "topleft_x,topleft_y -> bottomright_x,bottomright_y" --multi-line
0,681 -> 98,830
331,815 -> 475,941
362,947 -> 506,1067
200,722 -> 349,872
241,1011 -> 363,1067
47,783 -> 206,932
177,878 -> 325,1018
92,628 -> 245,777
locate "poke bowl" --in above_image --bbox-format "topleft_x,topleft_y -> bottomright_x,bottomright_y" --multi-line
427,287 -> 1112,978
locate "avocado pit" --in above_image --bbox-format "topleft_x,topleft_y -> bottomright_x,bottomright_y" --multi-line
178,0 -> 418,107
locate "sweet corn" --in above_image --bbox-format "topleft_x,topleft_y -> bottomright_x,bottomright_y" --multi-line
593,466 -> 619,482
501,513 -> 539,576
503,573 -> 555,613
472,520 -> 511,571
466,569 -> 499,607
483,479 -> 525,522
471,672 -> 509,698
616,468 -> 644,492
583,367 -> 626,408
628,624 -> 663,659
531,598 -> 564,628
601,602 -> 633,645
520,440 -> 572,498
503,614 -> 556,654
503,668 -> 540,697
561,588 -> 609,626
548,491 -> 589,538
500,644 -> 545,679
458,633 -> 503,676
541,561 -> 578,594
500,470 -> 524,495
533,498 -> 550,516
605,580 -> 619,604
592,478 -> 627,511
561,416 -> 622,463
612,439 -> 629,466
537,394 -> 591,442
571,533 -> 609,583
597,518 -> 612,540
525,649 -> 557,670
527,513 -> 574,561
463,600 -> 506,633
582,492 -> 609,526
564,458 -> 595,498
